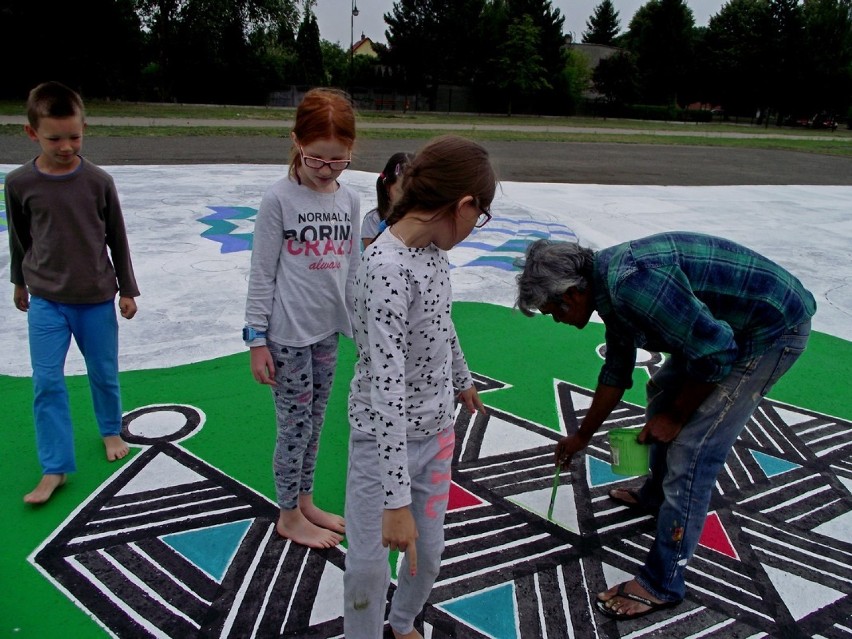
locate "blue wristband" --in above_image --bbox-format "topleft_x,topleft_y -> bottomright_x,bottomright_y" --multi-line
242,327 -> 266,341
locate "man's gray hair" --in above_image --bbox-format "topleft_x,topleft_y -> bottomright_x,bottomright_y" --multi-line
515,240 -> 595,316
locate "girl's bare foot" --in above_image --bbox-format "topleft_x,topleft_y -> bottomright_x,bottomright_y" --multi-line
276,508 -> 343,549
299,494 -> 345,534
104,435 -> 129,461
24,474 -> 66,504
392,628 -> 423,639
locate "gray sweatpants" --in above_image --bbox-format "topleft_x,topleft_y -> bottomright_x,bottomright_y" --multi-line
343,424 -> 455,638
268,334 -> 338,510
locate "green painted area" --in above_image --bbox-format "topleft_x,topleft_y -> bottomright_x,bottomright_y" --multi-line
1,301 -> 849,636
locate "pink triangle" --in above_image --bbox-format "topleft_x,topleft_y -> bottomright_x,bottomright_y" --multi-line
698,511 -> 740,560
448,482 -> 483,510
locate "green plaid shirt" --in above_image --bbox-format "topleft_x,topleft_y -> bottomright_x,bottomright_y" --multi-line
592,232 -> 816,388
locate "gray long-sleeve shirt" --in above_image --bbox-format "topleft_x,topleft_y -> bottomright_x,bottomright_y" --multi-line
6,157 -> 140,303
244,176 -> 360,346
348,229 -> 474,508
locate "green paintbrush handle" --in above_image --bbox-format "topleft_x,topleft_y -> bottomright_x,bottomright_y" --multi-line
547,465 -> 560,520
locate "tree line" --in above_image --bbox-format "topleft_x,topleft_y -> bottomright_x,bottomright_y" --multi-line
1,0 -> 849,123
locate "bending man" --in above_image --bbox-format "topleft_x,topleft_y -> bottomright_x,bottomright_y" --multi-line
515,232 -> 815,621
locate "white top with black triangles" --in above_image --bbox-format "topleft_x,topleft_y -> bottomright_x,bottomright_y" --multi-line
348,228 -> 473,508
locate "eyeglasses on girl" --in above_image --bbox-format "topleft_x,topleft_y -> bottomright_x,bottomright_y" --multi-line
299,146 -> 351,171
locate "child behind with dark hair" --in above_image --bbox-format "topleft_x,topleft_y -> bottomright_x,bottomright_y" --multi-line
360,151 -> 414,249
6,81 -> 140,504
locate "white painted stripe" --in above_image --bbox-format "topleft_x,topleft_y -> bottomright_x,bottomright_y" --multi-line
444,513 -> 511,529
100,486 -> 221,510
128,542 -> 210,605
595,515 -> 654,533
736,512 -> 852,559
436,545 -> 572,585
279,539 -> 312,635
754,547 -> 852,585
621,606 -> 708,638
743,527 -> 852,568
70,506 -> 253,543
686,582 -> 773,620
66,555 -> 170,638
787,497 -> 842,523
220,523 -> 274,638
92,495 -> 239,523
100,549 -> 200,628
761,485 -> 831,514
737,475 -> 813,504
441,533 -> 553,563
444,522 -> 528,546
576,561 -> 597,639
251,526 -> 287,638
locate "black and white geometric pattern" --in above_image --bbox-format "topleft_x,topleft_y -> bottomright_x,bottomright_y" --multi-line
30,368 -> 852,638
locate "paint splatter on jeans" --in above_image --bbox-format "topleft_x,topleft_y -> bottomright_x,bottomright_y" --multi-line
268,334 -> 338,510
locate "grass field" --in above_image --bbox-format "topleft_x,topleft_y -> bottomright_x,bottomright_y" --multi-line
2,99 -> 851,157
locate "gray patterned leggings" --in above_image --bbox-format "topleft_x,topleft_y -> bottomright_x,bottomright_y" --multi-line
268,334 -> 339,510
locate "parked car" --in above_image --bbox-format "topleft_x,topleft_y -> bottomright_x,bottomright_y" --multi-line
808,112 -> 838,131
783,112 -> 839,131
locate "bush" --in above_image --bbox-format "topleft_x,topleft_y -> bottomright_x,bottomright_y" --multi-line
625,104 -> 680,121
616,104 -> 710,122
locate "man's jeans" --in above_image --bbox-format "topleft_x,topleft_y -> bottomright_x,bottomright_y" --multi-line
635,321 -> 811,602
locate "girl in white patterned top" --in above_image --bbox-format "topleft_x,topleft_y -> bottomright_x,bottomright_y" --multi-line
345,135 -> 495,639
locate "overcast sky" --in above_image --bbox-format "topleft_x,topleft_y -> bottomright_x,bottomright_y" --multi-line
313,0 -> 726,48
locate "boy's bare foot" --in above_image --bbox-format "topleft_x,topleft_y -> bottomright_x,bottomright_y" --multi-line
104,435 -> 129,461
299,494 -> 345,534
24,474 -> 66,504
392,628 -> 423,639
276,508 -> 343,549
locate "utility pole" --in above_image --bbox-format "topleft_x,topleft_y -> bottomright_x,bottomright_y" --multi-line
350,0 -> 359,96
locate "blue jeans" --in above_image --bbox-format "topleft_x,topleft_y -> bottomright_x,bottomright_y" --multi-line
28,296 -> 121,475
635,321 -> 811,602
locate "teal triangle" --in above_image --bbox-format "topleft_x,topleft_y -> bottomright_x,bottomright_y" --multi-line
750,449 -> 802,478
440,582 -> 519,639
588,455 -> 628,486
162,519 -> 252,582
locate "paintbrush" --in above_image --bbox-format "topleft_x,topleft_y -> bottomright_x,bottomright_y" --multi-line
547,465 -> 561,520
549,412 -> 579,520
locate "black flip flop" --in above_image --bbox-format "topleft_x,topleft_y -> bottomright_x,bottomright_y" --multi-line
596,582 -> 682,620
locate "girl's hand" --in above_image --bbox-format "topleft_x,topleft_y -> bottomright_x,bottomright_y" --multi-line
382,506 -> 419,576
458,385 -> 487,415
250,346 -> 277,385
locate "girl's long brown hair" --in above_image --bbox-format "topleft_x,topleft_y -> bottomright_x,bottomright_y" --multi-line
386,135 -> 496,226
